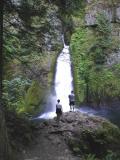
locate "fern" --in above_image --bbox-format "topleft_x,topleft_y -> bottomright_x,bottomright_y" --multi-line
85,154 -> 97,160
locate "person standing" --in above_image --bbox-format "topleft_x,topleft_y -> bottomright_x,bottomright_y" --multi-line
68,91 -> 75,111
56,99 -> 63,124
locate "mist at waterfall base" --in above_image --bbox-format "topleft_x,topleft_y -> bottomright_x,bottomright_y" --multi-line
38,45 -> 73,119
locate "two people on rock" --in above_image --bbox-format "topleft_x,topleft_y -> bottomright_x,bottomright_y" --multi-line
56,91 -> 75,124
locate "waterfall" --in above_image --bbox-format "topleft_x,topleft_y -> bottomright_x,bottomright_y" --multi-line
38,40 -> 73,119
54,45 -> 73,112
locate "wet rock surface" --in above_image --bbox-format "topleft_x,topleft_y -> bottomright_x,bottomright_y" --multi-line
20,112 -> 120,160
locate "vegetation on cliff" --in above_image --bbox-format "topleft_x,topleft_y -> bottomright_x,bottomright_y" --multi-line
64,112 -> 120,159
3,0 -> 63,115
70,12 -> 120,106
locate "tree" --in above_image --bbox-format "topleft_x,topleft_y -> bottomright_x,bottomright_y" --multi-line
92,13 -> 112,65
0,0 -> 11,159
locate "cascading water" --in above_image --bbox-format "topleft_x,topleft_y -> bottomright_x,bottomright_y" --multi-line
54,45 -> 73,111
39,43 -> 73,119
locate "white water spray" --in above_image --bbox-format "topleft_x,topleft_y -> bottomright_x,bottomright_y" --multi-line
54,45 -> 73,112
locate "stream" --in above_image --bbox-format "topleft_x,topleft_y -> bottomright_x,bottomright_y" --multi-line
38,44 -> 120,127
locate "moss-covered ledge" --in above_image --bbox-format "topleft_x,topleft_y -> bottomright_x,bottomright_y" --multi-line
60,112 -> 120,159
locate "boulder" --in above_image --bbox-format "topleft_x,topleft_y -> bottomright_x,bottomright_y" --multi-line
21,112 -> 120,159
47,112 -> 120,158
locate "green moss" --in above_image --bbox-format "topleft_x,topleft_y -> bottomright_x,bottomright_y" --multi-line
101,121 -> 120,144
72,65 -> 81,104
70,15 -> 120,105
18,81 -> 44,114
70,27 -> 95,103
67,119 -> 120,159
4,59 -> 21,80
47,47 -> 63,86
25,81 -> 42,105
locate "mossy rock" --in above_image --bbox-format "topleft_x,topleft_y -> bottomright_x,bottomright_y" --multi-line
66,113 -> 120,158
18,81 -> 44,114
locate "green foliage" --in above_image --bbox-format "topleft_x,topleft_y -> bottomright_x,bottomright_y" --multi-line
85,154 -> 97,160
57,0 -> 85,44
104,150 -> 120,160
3,78 -> 44,115
91,13 -> 112,65
19,0 -> 47,24
88,68 -> 120,104
60,0 -> 85,15
84,151 -> 120,160
70,14 -> 120,105
3,0 -> 62,115
3,34 -> 21,61
96,13 -> 112,36
19,81 -> 44,114
4,0 -> 59,63
68,115 -> 120,159
70,27 -> 95,103
3,77 -> 31,112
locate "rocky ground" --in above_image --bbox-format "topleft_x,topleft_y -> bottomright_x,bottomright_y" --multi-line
17,112 -> 120,160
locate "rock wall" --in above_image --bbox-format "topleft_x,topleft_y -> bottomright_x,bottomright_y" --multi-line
43,6 -> 63,51
85,0 -> 120,25
85,0 -> 120,65
4,1 -> 63,80
4,1 -> 64,114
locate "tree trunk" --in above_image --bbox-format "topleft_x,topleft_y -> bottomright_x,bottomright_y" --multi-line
0,108 -> 11,160
0,1 -> 11,159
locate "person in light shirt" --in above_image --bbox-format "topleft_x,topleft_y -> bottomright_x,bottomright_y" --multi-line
68,91 -> 75,111
56,99 -> 63,124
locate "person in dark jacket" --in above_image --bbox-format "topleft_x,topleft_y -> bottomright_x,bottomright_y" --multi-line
56,99 -> 63,124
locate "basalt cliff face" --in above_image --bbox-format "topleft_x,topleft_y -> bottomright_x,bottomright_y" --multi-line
85,0 -> 120,25
70,0 -> 120,106
85,0 -> 120,65
4,1 -> 63,82
4,1 -> 64,114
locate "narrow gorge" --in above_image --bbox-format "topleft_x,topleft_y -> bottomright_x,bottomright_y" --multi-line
1,0 -> 120,160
